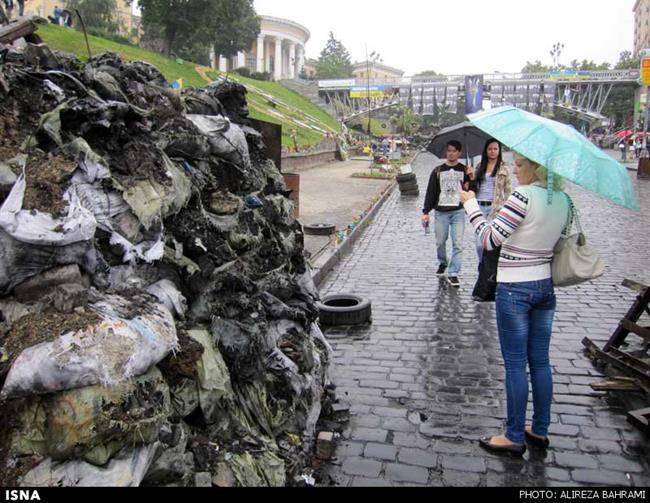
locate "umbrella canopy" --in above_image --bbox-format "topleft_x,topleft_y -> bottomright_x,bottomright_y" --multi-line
427,122 -> 493,163
468,106 -> 638,210
616,130 -> 633,139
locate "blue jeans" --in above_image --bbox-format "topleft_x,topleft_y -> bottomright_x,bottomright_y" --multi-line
475,203 -> 492,262
435,209 -> 465,275
496,279 -> 556,445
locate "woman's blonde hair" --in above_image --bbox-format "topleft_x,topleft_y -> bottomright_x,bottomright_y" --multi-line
514,153 -> 565,192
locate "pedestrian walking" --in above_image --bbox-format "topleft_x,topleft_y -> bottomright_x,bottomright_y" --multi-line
619,142 -> 627,162
467,139 -> 512,260
629,142 -> 635,163
421,140 -> 471,288
466,139 -> 512,302
635,139 -> 643,160
16,0 -> 24,17
460,154 -> 571,457
3,0 -> 13,20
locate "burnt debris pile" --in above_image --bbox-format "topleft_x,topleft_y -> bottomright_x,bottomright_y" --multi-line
0,40 -> 336,487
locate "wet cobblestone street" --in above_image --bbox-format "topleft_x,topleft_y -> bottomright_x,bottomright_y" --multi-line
320,153 -> 650,487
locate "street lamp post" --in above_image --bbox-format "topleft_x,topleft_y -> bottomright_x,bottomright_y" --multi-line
366,45 -> 372,136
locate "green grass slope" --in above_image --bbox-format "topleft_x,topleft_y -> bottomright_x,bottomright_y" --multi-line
38,24 -> 340,148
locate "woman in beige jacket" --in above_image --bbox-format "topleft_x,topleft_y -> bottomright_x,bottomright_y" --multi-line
469,139 -> 512,261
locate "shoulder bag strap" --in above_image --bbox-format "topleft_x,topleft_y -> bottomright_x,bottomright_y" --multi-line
561,192 -> 582,237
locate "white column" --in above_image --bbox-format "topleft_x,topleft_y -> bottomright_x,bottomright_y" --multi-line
265,40 -> 272,73
274,37 -> 283,81
218,55 -> 228,72
256,35 -> 265,72
209,47 -> 217,70
236,51 -> 246,69
297,44 -> 305,77
288,42 -> 296,79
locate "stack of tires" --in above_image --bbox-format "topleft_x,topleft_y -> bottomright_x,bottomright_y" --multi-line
396,172 -> 419,197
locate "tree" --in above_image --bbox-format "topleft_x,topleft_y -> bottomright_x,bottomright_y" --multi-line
316,32 -> 353,79
615,50 -> 640,70
413,70 -> 440,77
602,51 -> 642,128
566,59 -> 610,71
139,0 -> 213,56
65,0 -> 118,33
521,60 -> 552,73
550,42 -> 565,69
211,0 -> 260,62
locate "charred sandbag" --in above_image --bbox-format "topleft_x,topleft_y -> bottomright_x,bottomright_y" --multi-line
0,39 -> 333,488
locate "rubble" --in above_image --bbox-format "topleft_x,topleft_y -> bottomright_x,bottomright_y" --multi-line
0,33 -> 335,487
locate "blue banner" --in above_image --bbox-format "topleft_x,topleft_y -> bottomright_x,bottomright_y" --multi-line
465,75 -> 484,114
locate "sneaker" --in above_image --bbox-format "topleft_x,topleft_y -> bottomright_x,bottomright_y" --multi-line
436,265 -> 447,277
447,276 -> 461,288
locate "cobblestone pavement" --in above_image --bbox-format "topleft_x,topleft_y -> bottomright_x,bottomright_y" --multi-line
320,152 -> 650,487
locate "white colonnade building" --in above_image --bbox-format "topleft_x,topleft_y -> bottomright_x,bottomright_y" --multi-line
211,15 -> 310,81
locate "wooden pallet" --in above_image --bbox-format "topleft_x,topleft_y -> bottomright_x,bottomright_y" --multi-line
603,279 -> 650,352
582,279 -> 650,433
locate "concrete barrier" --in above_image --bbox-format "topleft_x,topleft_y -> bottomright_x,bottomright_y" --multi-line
282,149 -> 338,172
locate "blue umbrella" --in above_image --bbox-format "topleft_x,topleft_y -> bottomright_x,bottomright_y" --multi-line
467,106 -> 639,210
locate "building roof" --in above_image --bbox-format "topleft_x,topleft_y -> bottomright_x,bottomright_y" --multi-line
260,15 -> 311,40
352,61 -> 404,76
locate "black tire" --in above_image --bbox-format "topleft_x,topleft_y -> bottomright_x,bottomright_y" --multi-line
399,181 -> 419,191
318,294 -> 372,327
303,223 -> 336,236
401,189 -> 420,197
396,173 -> 416,183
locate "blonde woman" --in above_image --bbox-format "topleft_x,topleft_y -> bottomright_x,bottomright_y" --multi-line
460,154 -> 571,457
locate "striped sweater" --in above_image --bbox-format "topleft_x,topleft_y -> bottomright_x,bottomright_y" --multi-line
464,184 -> 571,283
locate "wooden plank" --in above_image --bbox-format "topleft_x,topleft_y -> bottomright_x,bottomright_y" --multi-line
622,279 -> 648,293
0,16 -> 46,44
627,408 -> 650,434
620,319 -> 650,343
591,380 -> 641,392
604,286 -> 650,351
583,338 -> 650,383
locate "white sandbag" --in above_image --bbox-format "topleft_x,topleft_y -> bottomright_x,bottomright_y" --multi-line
146,279 -> 187,319
0,293 -> 178,398
20,443 -> 159,487
0,173 -> 97,247
185,114 -> 251,170
110,232 -> 165,264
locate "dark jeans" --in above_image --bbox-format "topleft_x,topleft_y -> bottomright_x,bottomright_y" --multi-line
496,279 -> 556,445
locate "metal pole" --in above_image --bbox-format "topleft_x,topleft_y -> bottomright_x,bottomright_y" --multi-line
366,45 -> 371,136
643,86 -> 650,152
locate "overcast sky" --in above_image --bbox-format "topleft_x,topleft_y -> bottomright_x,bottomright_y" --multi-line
254,0 -> 635,75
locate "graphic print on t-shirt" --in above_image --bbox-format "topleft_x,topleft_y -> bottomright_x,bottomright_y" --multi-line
438,170 -> 465,207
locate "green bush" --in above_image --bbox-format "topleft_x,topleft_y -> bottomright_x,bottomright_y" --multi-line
233,67 -> 251,77
86,27 -> 134,47
250,71 -> 271,81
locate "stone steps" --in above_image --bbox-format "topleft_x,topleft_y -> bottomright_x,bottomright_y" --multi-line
280,79 -> 337,118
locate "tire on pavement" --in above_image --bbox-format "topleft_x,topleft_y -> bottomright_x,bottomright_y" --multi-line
303,223 -> 336,236
401,190 -> 420,197
399,181 -> 419,191
396,173 -> 416,183
317,294 -> 372,327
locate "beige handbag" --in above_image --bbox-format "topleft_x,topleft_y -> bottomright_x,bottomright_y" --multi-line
552,195 -> 605,287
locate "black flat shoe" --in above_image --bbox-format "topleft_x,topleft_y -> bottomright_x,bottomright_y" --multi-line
479,437 -> 527,458
525,430 -> 550,450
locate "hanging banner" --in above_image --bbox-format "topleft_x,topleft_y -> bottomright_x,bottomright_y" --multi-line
350,86 -> 391,99
465,75 -> 484,114
642,59 -> 650,86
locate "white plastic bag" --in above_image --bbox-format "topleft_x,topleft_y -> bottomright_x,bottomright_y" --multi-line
20,443 -> 159,487
1,293 -> 178,398
185,114 -> 251,170
0,173 -> 97,247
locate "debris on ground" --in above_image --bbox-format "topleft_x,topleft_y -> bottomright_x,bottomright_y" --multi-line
0,30 -> 337,487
